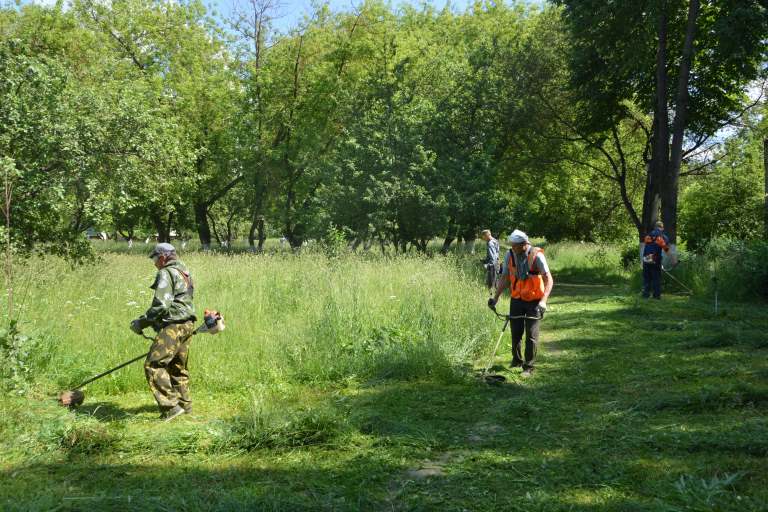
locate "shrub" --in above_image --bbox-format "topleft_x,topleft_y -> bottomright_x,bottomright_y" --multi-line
704,238 -> 768,300
0,321 -> 45,392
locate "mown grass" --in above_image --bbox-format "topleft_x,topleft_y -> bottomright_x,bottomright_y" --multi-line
1,243 -> 767,511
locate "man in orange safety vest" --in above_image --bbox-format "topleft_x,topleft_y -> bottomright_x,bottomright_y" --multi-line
488,229 -> 554,377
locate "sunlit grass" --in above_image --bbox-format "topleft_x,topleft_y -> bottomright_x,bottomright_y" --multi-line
1,245 -> 766,511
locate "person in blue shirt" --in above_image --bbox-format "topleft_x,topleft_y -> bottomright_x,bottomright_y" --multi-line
641,221 -> 670,299
481,229 -> 500,292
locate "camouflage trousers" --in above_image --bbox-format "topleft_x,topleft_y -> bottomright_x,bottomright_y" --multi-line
144,321 -> 195,412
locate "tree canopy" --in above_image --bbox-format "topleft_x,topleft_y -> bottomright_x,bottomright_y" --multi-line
0,0 -> 766,256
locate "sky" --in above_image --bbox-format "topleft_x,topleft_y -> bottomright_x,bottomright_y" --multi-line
207,0 -> 545,33
17,0 -> 545,34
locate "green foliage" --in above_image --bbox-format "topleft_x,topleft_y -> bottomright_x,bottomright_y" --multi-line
319,224 -> 348,258
0,0 -> 765,256
0,37 -> 91,259
705,238 -> 768,300
0,320 -> 44,392
679,130 -> 766,251
555,0 -> 768,243
556,0 -> 768,136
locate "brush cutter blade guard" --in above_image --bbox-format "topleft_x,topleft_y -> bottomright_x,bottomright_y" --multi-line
662,246 -> 679,271
200,309 -> 225,334
58,389 -> 84,407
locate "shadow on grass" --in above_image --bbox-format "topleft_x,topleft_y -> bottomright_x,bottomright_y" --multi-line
4,291 -> 767,511
73,402 -> 158,421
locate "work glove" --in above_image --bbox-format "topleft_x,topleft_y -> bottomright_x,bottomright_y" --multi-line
536,302 -> 547,319
130,319 -> 144,335
487,297 -> 497,309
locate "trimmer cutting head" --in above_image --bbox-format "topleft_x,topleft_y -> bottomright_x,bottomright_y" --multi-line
58,389 -> 85,407
483,374 -> 507,385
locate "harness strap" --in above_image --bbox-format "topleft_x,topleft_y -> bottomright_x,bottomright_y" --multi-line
169,267 -> 192,293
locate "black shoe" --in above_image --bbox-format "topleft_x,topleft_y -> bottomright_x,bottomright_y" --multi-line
162,405 -> 187,422
511,360 -> 523,368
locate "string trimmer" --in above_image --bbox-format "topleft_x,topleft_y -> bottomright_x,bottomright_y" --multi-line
481,303 -> 544,385
57,310 -> 225,408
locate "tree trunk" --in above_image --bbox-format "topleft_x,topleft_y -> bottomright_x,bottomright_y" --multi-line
440,216 -> 457,255
257,216 -> 266,251
207,212 -> 222,246
644,9 -> 669,239
225,209 -> 237,246
151,211 -> 173,243
641,163 -> 662,239
764,138 -> 768,239
459,227 -> 476,254
195,201 -> 212,250
284,179 -> 300,248
663,0 -> 700,245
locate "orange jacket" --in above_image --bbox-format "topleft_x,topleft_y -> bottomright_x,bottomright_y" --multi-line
508,247 -> 546,301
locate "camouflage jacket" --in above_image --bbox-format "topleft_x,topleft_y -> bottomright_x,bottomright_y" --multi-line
137,260 -> 196,331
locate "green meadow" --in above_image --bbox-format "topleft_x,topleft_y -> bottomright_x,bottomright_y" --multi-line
1,244 -> 767,511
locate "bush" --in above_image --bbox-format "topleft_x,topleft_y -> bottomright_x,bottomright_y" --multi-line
678,130 -> 765,252
619,240 -> 640,270
704,238 -> 768,300
0,321 -> 45,392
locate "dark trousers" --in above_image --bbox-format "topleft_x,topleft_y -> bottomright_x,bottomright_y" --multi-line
511,299 -> 540,371
642,264 -> 662,298
485,264 -> 499,290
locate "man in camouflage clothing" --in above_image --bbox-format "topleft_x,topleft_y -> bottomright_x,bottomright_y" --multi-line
131,243 -> 196,421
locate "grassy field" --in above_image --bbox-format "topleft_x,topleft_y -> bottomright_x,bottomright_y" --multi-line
1,244 -> 767,511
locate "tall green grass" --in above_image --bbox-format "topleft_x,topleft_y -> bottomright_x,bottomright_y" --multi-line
541,241 -> 629,285
6,238 -> 763,398
2,243 -> 768,510
7,252 -> 496,395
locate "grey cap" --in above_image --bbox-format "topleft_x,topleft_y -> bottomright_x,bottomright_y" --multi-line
507,229 -> 529,244
149,242 -> 176,258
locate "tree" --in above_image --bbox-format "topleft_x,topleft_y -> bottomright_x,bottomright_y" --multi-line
556,0 -> 768,244
75,0 -> 236,244
680,120 -> 768,250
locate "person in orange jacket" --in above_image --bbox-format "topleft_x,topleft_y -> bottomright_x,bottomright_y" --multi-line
641,221 -> 670,299
488,229 -> 554,377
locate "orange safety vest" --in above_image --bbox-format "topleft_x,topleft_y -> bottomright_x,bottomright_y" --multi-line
508,247 -> 545,301
643,234 -> 668,250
